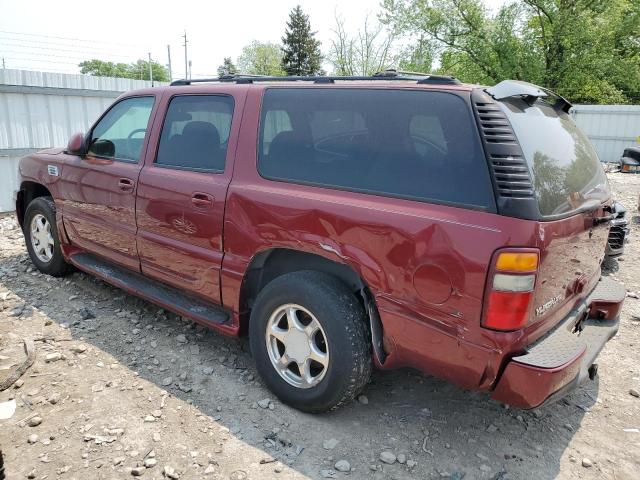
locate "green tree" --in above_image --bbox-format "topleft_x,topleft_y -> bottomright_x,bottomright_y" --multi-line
398,36 -> 435,73
381,0 -> 640,104
79,60 -> 130,78
281,5 -> 323,75
217,57 -> 238,78
237,41 -> 286,76
79,59 -> 169,82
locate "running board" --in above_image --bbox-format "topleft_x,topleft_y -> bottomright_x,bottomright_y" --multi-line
68,252 -> 230,327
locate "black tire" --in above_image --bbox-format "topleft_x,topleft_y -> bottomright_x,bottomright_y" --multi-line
23,197 -> 71,277
249,271 -> 371,412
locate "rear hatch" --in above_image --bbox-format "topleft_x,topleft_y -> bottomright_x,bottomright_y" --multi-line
496,95 -> 612,329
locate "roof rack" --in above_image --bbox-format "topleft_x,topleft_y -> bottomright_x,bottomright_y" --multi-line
169,69 -> 461,86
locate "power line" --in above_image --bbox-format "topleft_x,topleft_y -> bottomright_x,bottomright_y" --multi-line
0,30 -> 143,48
0,50 -> 139,63
0,56 -> 80,66
0,40 -> 142,59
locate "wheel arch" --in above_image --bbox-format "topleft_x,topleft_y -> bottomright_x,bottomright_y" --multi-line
16,181 -> 53,228
238,247 -> 387,364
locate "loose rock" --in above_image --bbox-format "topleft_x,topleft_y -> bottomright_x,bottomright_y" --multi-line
380,451 -> 396,464
45,352 -> 62,362
334,460 -> 350,472
28,416 -> 43,427
131,466 -> 146,476
323,438 -> 339,450
582,458 -> 593,468
161,377 -> 172,386
163,465 -> 180,479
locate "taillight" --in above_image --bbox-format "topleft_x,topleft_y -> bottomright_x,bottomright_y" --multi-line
482,250 -> 539,331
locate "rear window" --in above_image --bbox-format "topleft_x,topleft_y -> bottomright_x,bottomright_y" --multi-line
499,98 -> 609,217
258,88 -> 495,210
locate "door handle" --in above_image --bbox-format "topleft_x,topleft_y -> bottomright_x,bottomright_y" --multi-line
191,193 -> 214,207
118,178 -> 135,191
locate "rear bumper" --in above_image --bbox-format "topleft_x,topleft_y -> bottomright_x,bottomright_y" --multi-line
491,277 -> 625,409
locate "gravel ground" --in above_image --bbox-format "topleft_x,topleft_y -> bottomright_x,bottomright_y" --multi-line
1,172 -> 639,480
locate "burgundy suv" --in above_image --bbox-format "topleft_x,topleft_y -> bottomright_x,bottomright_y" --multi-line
15,73 -> 625,412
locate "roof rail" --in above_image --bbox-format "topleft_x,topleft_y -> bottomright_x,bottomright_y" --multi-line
170,70 -> 461,87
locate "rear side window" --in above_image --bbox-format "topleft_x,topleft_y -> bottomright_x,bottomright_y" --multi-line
499,98 -> 609,217
156,95 -> 234,171
258,88 -> 494,209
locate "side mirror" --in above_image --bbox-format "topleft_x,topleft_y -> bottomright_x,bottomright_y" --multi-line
89,139 -> 115,157
66,132 -> 86,155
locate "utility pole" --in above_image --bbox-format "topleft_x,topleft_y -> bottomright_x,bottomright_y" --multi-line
166,45 -> 172,82
188,60 -> 192,79
1,57 -> 5,69
148,52 -> 154,86
182,31 -> 188,80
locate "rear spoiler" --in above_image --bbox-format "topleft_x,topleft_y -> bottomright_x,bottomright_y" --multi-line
486,80 -> 572,113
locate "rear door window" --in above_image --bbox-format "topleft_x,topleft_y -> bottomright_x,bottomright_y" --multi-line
155,95 -> 234,171
258,88 -> 495,210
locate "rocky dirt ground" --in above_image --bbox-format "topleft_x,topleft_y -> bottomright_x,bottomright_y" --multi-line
1,172 -> 639,480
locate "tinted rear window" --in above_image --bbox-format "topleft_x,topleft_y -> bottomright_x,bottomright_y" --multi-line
499,99 -> 609,217
156,95 -> 234,171
258,88 -> 495,210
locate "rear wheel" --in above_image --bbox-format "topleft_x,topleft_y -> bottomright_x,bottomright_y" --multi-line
249,271 -> 371,412
23,197 -> 71,277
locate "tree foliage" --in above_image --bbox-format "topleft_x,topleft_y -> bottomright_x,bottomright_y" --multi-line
217,57 -> 238,78
79,59 -> 169,82
328,13 -> 396,76
281,5 -> 323,75
237,41 -> 285,76
380,0 -> 640,104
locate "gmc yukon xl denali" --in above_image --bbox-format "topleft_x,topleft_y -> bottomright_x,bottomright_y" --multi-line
15,72 -> 625,412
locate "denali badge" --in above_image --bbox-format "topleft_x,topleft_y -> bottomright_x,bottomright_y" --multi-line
535,294 -> 563,316
47,165 -> 59,176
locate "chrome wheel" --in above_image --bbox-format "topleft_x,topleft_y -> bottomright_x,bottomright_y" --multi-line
30,213 -> 54,263
265,303 -> 329,389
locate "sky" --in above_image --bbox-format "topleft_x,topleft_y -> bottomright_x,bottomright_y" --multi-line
0,0 -> 508,79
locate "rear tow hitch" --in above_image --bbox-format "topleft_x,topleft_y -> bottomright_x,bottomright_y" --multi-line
588,363 -> 598,380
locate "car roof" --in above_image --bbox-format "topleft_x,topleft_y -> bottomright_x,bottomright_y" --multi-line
123,77 -> 476,98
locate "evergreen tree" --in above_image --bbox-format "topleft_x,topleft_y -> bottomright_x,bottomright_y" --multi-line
281,5 -> 322,76
217,57 -> 238,78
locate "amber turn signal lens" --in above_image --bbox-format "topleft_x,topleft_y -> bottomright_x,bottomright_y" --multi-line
495,252 -> 538,272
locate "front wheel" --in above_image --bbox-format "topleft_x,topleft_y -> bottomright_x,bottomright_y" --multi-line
23,197 -> 71,277
249,271 -> 371,412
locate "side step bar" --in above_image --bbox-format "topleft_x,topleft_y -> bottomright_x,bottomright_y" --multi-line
68,253 -> 230,327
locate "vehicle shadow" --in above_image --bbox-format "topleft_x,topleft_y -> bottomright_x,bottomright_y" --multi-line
1,252 -> 597,480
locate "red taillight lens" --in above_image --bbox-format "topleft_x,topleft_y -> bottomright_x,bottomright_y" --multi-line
484,291 -> 533,331
482,249 -> 539,331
